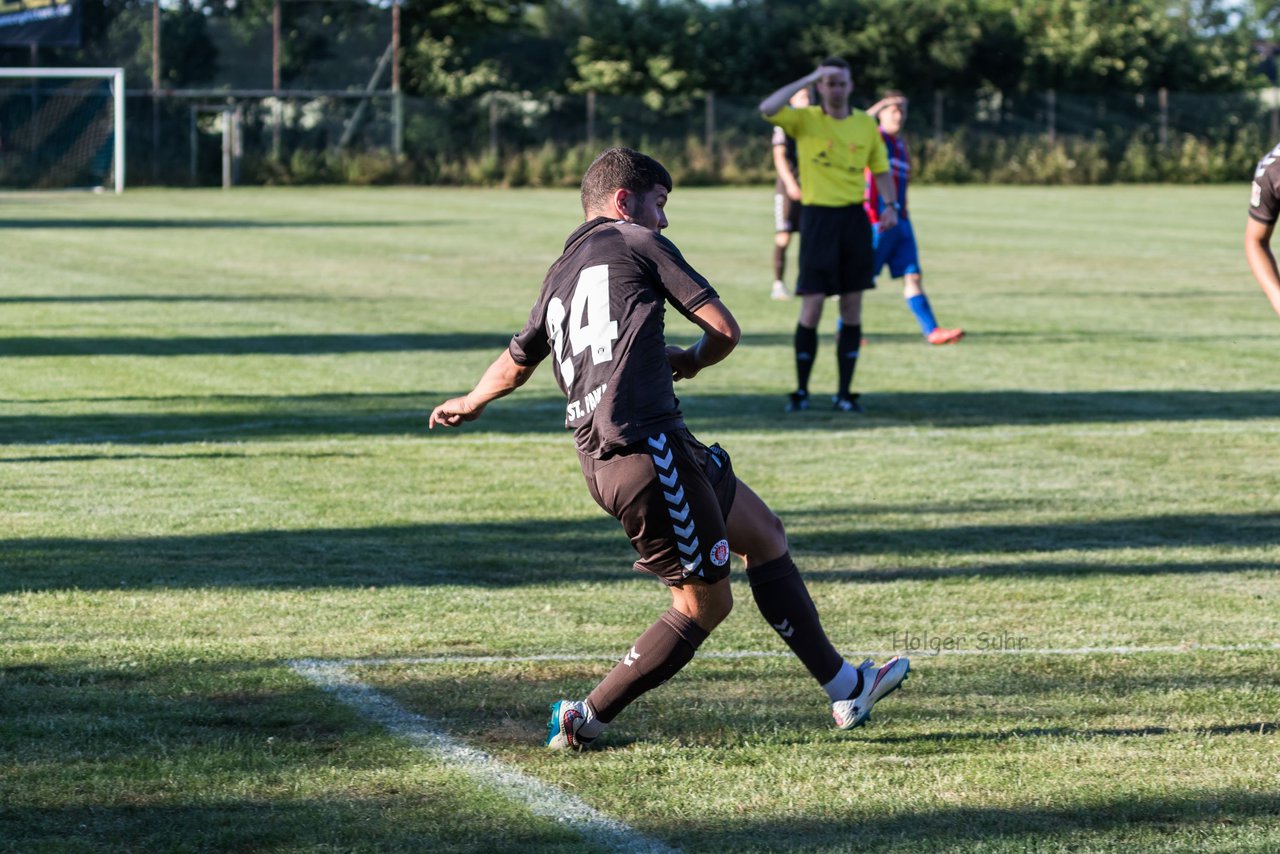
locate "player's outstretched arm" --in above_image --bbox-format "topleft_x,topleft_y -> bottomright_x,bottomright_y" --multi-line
667,298 -> 740,382
429,349 -> 536,429
1244,217 -> 1280,319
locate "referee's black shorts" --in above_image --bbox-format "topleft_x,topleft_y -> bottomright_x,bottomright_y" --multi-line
796,203 -> 875,296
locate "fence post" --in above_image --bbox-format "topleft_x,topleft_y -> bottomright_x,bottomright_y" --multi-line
933,91 -> 943,143
391,0 -> 401,160
189,106 -> 197,186
222,106 -> 232,189
152,0 -> 161,182
272,0 -> 282,160
705,90 -> 715,164
1158,87 -> 1168,149
1046,88 -> 1055,145
489,97 -> 498,157
586,90 -> 596,150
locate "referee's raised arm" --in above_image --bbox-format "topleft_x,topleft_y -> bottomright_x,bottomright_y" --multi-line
759,68 -> 823,117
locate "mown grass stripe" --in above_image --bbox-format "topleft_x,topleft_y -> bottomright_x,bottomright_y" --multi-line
289,658 -> 680,854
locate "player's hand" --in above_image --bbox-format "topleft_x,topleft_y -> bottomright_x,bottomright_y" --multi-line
785,181 -> 802,202
666,344 -> 701,382
879,206 -> 899,230
429,396 -> 484,429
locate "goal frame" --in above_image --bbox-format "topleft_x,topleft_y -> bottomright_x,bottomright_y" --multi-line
0,67 -> 125,193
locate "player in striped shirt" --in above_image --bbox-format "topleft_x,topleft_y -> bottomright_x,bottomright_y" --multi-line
865,91 -> 964,345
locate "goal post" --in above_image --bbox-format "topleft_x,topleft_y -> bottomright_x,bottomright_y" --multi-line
0,67 -> 125,193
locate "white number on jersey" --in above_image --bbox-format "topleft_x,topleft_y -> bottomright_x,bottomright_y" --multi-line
546,264 -> 618,386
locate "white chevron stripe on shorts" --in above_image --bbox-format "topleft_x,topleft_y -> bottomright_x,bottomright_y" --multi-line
648,433 -> 702,578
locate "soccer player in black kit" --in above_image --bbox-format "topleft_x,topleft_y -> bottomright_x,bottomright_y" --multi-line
429,148 -> 909,749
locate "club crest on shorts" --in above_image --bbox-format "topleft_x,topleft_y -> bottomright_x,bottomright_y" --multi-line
710,538 -> 730,567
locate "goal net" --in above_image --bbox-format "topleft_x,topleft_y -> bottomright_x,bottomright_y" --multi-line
0,68 -> 124,192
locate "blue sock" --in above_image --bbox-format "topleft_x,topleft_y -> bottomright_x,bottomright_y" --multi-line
907,294 -> 938,336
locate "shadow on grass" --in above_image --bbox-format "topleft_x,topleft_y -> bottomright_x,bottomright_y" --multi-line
677,389 -> 1280,428
4,658 -> 1277,852
0,332 -> 509,358
0,294 -> 341,305
0,659 -> 582,852
9,388 -> 1280,445
789,509 -> 1280,575
866,720 -> 1280,746
0,218 -> 440,230
2,511 -> 1276,593
2,391 -> 444,445
674,791 -> 1280,851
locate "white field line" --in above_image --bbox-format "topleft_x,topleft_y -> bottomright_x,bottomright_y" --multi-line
335,642 -> 1280,669
288,658 -> 678,854
291,642 -> 1278,850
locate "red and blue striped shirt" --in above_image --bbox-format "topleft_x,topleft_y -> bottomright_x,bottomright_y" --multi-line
865,130 -> 909,225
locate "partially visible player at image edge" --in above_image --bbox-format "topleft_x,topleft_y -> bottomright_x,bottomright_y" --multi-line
1245,139 -> 1280,318
865,91 -> 964,345
429,147 -> 909,750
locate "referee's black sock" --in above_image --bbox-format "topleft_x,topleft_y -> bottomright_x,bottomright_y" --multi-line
836,323 -> 862,399
795,324 -> 818,392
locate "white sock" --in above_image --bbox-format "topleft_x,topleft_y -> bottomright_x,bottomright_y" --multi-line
821,660 -> 861,702
578,699 -> 606,739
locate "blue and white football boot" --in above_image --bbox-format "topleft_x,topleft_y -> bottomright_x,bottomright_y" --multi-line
545,699 -> 597,750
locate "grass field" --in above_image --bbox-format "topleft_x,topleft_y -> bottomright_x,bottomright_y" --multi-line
2,183 -> 1278,853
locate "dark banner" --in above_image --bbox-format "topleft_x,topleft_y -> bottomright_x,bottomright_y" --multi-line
0,0 -> 80,46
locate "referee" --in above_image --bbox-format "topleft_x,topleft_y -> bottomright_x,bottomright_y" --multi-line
761,58 -> 899,413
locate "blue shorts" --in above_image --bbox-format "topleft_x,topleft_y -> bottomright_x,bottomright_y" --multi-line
873,216 -> 921,279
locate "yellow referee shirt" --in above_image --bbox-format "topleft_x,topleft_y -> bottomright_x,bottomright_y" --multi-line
766,106 -> 889,207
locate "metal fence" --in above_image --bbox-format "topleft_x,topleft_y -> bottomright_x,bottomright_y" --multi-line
108,86 -> 1275,187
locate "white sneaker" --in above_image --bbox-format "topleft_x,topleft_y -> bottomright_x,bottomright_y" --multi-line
771,280 -> 790,300
831,656 -> 910,730
545,699 -> 597,750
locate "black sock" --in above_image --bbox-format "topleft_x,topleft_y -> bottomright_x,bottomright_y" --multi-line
773,244 -> 786,282
587,608 -> 709,724
745,553 -> 843,686
836,323 -> 861,398
795,324 -> 818,392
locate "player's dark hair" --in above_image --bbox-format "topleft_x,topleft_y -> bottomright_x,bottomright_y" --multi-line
880,88 -> 906,102
820,57 -> 850,71
581,147 -> 673,216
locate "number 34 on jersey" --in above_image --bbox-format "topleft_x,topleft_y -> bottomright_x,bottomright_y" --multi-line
547,263 -> 618,423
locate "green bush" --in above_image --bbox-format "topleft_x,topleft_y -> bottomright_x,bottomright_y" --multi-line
918,137 -> 977,184
232,124 -> 1264,187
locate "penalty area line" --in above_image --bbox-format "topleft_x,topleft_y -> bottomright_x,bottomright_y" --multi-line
288,659 -> 678,854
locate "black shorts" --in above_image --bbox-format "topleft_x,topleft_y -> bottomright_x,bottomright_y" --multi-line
580,428 -> 738,587
796,203 -> 875,296
774,192 -> 802,234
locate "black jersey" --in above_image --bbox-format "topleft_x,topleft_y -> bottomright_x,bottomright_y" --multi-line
509,217 -> 719,458
772,125 -> 799,195
1251,141 -> 1280,224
